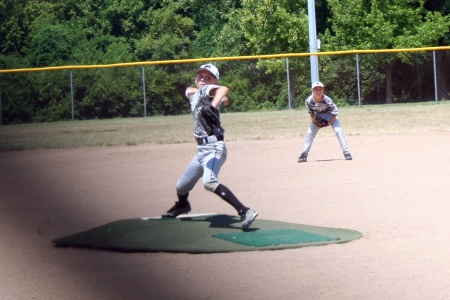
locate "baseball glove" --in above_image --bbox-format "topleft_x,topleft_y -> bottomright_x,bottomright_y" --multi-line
199,102 -> 225,136
312,116 -> 329,128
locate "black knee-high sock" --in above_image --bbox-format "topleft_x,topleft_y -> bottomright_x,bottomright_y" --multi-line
177,193 -> 189,205
214,184 -> 247,214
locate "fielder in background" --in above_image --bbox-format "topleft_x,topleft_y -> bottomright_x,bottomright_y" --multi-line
161,63 -> 258,229
298,81 -> 352,163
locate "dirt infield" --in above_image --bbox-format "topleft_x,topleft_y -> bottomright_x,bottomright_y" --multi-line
1,132 -> 450,299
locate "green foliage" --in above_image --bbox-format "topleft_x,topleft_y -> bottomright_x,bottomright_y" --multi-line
178,0 -> 240,57
220,60 -> 291,111
73,67 -> 144,119
134,3 -> 195,60
29,71 -> 71,122
239,0 -> 309,54
28,16 -> 78,66
0,0 -> 28,55
0,74 -> 35,124
0,0 -> 449,123
214,9 -> 251,57
323,0 -> 450,103
324,0 -> 450,52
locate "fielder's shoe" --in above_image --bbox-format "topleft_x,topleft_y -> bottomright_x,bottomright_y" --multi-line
240,208 -> 258,229
161,201 -> 191,218
345,153 -> 353,160
298,153 -> 307,163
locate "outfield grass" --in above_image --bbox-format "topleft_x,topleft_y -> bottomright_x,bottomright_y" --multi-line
1,101 -> 449,151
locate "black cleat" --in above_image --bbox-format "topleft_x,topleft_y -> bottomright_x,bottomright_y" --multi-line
161,201 -> 191,218
298,154 -> 307,163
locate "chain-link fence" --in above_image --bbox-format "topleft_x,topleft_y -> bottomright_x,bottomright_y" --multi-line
0,48 -> 449,124
317,51 -> 449,105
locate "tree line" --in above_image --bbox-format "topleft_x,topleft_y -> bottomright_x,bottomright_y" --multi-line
0,0 -> 449,124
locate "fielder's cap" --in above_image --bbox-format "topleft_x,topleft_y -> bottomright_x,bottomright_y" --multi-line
195,63 -> 219,81
312,81 -> 324,89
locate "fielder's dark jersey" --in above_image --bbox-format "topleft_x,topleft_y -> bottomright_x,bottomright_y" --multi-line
305,94 -> 339,115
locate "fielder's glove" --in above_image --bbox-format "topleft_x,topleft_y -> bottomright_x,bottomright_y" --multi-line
312,116 -> 329,128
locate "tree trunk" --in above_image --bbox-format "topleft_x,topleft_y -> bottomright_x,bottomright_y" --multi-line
385,64 -> 393,104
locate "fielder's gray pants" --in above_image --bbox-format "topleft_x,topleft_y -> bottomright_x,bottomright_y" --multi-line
301,113 -> 350,156
176,141 -> 227,195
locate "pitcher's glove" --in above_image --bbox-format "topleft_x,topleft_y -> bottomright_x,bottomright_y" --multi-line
200,102 -> 225,136
312,116 -> 329,128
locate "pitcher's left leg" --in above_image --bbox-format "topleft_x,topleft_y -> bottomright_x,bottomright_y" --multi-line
201,143 -> 245,212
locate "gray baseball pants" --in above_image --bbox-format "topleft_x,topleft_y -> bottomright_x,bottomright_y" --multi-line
301,112 -> 350,156
176,141 -> 227,195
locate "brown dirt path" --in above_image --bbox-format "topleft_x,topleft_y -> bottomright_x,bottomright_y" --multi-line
1,132 -> 449,299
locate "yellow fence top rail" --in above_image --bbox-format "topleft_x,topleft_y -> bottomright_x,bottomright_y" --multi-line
1,46 -> 450,74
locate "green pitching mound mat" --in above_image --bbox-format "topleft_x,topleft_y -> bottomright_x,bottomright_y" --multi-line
52,214 -> 362,253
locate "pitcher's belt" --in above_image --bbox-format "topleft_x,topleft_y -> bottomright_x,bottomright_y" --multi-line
196,135 -> 224,145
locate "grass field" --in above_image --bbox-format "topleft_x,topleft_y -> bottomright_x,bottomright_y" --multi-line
1,101 -> 449,151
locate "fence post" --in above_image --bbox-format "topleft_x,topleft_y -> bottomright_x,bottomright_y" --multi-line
432,50 -> 438,102
356,54 -> 361,106
307,0 -> 320,83
142,66 -> 147,117
70,70 -> 74,120
286,58 -> 291,109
